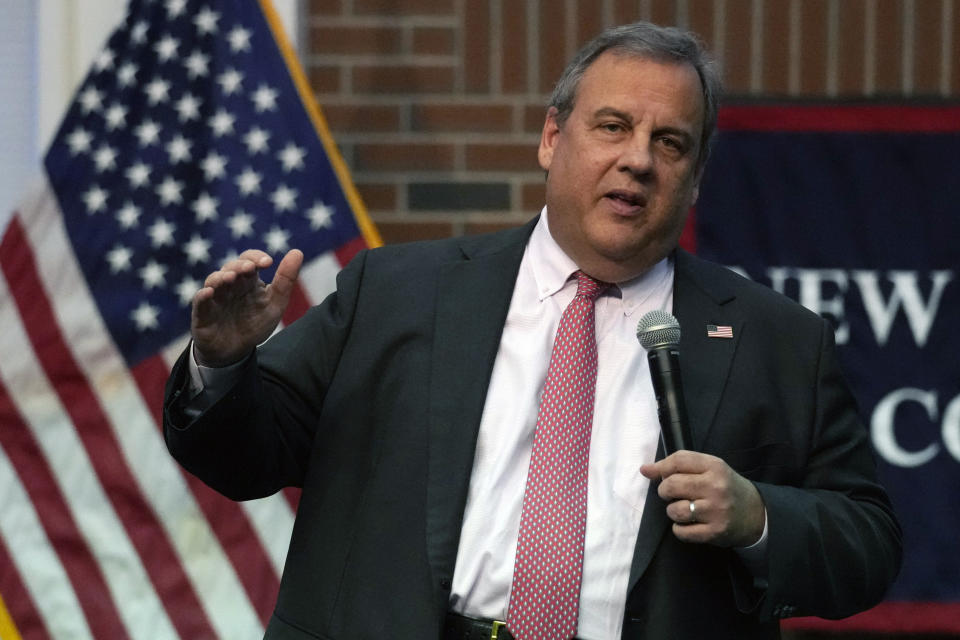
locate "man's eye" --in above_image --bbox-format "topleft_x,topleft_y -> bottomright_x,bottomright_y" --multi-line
659,136 -> 686,153
601,123 -> 625,133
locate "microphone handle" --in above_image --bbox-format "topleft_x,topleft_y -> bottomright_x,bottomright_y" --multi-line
647,346 -> 692,454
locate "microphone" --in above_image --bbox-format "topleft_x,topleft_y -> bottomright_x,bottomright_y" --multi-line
636,310 -> 691,454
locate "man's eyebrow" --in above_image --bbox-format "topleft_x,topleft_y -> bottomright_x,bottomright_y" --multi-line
592,107 -> 633,122
591,107 -> 696,138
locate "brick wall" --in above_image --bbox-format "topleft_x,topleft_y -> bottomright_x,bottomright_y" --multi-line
306,0 -> 960,246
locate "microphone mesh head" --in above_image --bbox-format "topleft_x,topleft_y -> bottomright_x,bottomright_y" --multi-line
636,309 -> 681,349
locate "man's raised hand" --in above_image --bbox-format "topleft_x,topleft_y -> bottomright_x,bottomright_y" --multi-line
191,249 -> 304,367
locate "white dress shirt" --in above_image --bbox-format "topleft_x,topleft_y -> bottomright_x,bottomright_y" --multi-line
448,210 -> 674,640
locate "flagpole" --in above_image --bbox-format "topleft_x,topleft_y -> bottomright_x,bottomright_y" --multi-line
256,0 -> 383,249
0,593 -> 23,640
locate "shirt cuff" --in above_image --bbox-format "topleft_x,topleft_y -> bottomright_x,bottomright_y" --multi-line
188,341 -> 249,399
733,507 -> 769,583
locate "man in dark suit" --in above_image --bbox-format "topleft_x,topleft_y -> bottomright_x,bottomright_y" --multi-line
164,22 -> 900,640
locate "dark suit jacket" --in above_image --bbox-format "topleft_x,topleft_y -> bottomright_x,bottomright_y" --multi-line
164,219 -> 900,639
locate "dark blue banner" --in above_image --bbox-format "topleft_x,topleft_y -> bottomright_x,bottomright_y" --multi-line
692,106 -> 960,633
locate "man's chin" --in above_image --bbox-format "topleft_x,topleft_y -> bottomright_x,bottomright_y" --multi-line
579,243 -> 666,281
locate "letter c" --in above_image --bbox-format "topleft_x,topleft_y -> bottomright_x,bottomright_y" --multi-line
942,395 -> 960,463
871,388 -> 939,467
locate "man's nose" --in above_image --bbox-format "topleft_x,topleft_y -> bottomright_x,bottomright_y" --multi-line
617,135 -> 654,179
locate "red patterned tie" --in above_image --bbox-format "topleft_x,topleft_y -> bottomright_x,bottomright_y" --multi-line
507,271 -> 608,640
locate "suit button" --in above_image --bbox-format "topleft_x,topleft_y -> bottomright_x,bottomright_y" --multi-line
440,578 -> 452,589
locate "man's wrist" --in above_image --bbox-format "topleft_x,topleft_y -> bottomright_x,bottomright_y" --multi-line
189,341 -> 251,394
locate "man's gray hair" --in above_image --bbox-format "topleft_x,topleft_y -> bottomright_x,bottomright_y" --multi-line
549,22 -> 722,170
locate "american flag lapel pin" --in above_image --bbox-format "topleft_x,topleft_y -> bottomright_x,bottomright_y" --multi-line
707,324 -> 734,339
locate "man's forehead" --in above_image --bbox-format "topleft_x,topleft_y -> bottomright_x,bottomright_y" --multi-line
574,53 -> 704,122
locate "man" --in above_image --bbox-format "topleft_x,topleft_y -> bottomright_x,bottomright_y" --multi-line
165,22 -> 901,640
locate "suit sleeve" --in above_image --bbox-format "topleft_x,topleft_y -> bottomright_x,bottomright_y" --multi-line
753,317 -> 902,621
163,250 -> 368,500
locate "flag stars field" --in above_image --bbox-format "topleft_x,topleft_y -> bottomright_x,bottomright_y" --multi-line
270,185 -> 297,213
134,119 -> 162,146
117,62 -> 139,87
175,93 -> 202,121
278,143 -> 306,171
191,193 -> 219,223
184,51 -> 211,78
252,85 -> 279,112
194,7 -> 220,35
144,77 -> 172,105
154,35 -> 180,62
217,68 -> 244,95
116,202 -> 142,229
209,109 -> 235,136
200,152 -> 228,180
243,127 -> 270,154
228,25 -> 252,52
126,163 -> 152,188
67,127 -> 93,154
17,0 -> 369,383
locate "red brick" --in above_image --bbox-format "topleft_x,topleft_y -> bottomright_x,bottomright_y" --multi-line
799,0 -> 828,94
613,0 -> 639,25
688,2 -> 716,54
309,65 -> 342,94
954,0 -> 960,92
352,65 -> 456,93
354,0 -> 454,15
465,144 -> 539,171
322,104 -> 402,133
311,25 -> 402,55
411,104 -> 513,133
837,0 -> 867,95
874,0 -> 904,93
464,221 -> 528,236
465,0 -> 492,93
353,143 -> 456,171
502,5 -> 529,93
525,104 -> 548,134
762,0 -> 792,94
722,0 -> 752,93
913,0 -> 942,94
539,0 -> 568,93
310,0 -> 342,14
356,182 -> 399,211
574,0 -> 603,51
412,27 -> 455,55
649,0 -> 677,26
521,181 -> 547,211
374,220 -> 455,243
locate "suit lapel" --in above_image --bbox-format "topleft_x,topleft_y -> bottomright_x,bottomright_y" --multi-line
626,250 -> 745,592
672,250 -> 744,450
425,221 -> 535,594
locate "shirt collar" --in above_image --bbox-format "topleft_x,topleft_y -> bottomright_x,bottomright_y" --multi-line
528,207 -> 674,316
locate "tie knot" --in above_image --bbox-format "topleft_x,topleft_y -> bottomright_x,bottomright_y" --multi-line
574,270 -> 609,301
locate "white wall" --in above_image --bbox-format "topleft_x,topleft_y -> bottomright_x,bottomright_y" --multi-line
0,0 -> 301,230
0,0 -> 40,228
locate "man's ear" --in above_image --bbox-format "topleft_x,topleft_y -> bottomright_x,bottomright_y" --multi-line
690,164 -> 704,206
538,107 -> 561,171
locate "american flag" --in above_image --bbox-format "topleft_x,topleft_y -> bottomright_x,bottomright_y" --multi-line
0,0 -> 378,638
706,324 -> 733,339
